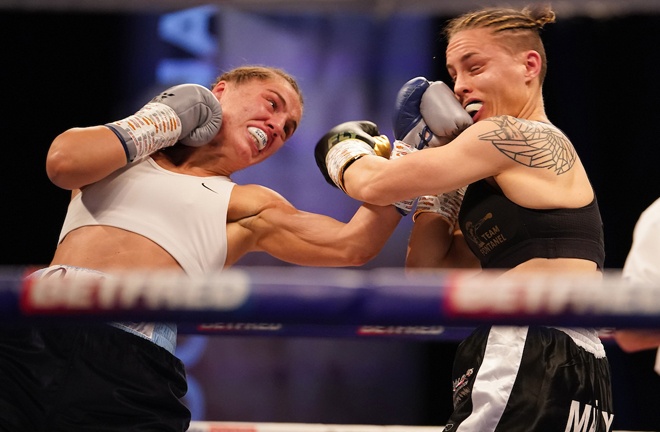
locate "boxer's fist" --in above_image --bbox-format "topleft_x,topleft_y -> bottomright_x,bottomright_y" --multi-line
393,77 -> 472,149
315,121 -> 390,191
393,77 -> 436,149
150,84 -> 223,147
106,83 -> 223,163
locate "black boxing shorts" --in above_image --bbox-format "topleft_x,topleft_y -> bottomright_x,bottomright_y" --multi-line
444,325 -> 614,432
0,323 -> 189,431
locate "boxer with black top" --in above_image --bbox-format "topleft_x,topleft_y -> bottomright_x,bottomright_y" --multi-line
315,5 -> 613,431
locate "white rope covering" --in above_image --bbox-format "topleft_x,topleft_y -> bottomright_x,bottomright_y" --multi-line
187,422 -> 443,432
186,422 -> 641,432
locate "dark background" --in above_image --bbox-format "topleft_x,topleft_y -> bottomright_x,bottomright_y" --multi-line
2,8 -> 660,431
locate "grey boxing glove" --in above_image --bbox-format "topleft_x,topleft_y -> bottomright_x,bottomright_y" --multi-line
106,83 -> 223,163
393,77 -> 472,150
420,80 -> 472,148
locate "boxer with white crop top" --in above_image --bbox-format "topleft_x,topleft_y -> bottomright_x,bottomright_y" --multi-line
1,66 -> 403,432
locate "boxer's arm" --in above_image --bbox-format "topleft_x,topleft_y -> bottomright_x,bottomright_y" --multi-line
614,200 -> 660,352
47,83 -> 222,190
47,126 -> 129,190
231,184 -> 401,267
614,330 -> 660,353
406,216 -> 479,269
341,119 -> 506,206
315,121 -> 418,215
340,80 -> 483,205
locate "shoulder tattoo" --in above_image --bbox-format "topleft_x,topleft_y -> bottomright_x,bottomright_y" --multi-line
478,116 -> 576,174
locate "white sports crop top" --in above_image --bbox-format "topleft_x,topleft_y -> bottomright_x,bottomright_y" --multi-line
59,158 -> 235,276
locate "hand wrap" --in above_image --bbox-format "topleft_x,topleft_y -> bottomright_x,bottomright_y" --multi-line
106,83 -> 222,163
413,187 -> 466,234
315,121 -> 390,192
324,136 -> 391,193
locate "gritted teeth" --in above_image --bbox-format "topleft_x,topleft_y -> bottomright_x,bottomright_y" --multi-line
465,102 -> 483,117
248,127 -> 268,151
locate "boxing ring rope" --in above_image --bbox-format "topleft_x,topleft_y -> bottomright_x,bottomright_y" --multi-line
187,421 -> 648,432
2,266 -> 659,330
1,266 -> 655,432
184,421 -> 642,432
186,422 -> 443,432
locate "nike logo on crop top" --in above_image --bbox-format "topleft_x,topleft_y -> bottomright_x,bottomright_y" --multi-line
202,183 -> 218,194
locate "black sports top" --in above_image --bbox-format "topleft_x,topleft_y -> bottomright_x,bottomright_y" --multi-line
458,180 -> 605,269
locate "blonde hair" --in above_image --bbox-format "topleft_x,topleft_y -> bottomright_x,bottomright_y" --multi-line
212,65 -> 304,107
444,5 -> 556,83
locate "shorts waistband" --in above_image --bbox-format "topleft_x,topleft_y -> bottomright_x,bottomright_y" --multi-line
552,326 -> 606,358
110,322 -> 177,354
28,265 -> 178,354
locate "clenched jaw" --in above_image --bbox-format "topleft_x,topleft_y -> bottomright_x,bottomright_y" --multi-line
248,127 -> 268,151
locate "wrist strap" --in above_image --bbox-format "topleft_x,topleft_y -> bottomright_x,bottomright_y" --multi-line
325,139 -> 375,192
106,102 -> 182,163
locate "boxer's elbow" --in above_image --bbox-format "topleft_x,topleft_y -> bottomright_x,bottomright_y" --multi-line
343,242 -> 381,266
356,182 -> 394,207
46,136 -> 78,190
